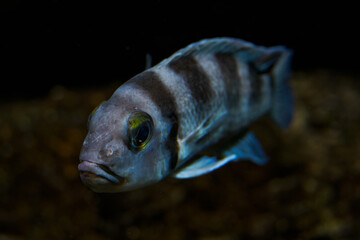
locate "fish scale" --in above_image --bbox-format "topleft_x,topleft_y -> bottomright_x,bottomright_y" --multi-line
78,37 -> 293,192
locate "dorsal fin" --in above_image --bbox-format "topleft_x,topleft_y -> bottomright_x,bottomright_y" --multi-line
158,37 -> 287,69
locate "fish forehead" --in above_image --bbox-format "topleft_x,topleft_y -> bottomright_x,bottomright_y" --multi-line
89,102 -> 121,134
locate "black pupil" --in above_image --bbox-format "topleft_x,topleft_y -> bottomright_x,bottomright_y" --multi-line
133,123 -> 149,147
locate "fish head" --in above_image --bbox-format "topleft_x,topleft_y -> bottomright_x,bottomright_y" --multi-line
78,86 -> 175,192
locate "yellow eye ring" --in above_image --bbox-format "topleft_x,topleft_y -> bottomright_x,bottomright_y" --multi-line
127,112 -> 153,151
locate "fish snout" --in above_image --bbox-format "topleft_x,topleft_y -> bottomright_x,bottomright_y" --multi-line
78,160 -> 126,192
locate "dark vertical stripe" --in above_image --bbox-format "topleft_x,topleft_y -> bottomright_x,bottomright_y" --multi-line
248,64 -> 263,105
168,56 -> 214,105
167,122 -> 178,169
128,71 -> 178,169
215,53 -> 241,110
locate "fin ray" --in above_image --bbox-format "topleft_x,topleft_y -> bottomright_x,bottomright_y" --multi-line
270,50 -> 294,128
225,132 -> 268,165
159,37 -> 285,67
173,155 -> 237,179
173,132 -> 267,179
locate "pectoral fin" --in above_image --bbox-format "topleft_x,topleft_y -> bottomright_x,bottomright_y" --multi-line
173,132 -> 268,179
173,155 -> 237,179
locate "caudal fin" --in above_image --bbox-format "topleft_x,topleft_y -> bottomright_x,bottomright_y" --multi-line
269,48 -> 294,128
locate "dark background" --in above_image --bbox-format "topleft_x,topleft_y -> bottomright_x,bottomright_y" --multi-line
1,2 -> 360,239
1,1 -> 358,100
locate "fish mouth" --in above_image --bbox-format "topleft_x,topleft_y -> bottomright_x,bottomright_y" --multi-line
78,160 -> 126,191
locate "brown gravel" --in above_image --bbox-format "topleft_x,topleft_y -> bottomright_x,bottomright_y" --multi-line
0,71 -> 359,240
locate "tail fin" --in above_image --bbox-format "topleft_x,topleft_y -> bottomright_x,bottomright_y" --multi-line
269,48 -> 294,128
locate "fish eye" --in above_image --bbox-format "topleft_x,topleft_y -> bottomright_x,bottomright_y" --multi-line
127,112 -> 153,151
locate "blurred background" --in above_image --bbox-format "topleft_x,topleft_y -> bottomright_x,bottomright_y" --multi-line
0,1 -> 359,239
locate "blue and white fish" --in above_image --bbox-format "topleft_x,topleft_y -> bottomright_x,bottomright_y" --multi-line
78,37 -> 293,192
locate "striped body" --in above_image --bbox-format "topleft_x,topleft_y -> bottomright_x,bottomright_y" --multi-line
78,38 -> 293,192
128,54 -> 272,167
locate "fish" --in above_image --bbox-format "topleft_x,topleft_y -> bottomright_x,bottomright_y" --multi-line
78,37 -> 293,192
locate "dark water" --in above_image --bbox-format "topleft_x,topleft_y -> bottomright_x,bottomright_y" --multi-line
1,1 -> 359,239
0,71 -> 359,239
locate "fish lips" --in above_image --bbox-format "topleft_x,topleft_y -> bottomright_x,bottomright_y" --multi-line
78,160 -> 126,192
